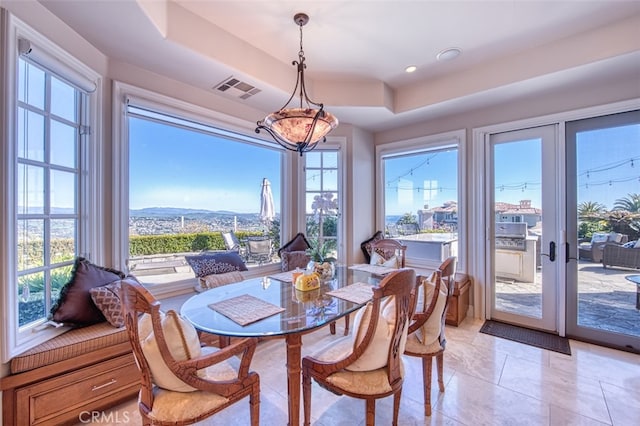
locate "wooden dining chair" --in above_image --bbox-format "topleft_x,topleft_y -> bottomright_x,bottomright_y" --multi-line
403,256 -> 457,417
369,238 -> 407,268
302,268 -> 416,426
331,238 -> 408,336
120,279 -> 260,426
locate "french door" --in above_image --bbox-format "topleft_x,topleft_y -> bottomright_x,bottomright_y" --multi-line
566,110 -> 640,351
487,125 -> 559,332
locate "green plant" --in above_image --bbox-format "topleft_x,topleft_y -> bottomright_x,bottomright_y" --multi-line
307,239 -> 337,263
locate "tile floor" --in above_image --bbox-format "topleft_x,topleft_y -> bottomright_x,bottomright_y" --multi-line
80,313 -> 640,426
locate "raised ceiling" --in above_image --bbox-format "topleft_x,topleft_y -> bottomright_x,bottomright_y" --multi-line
35,0 -> 640,131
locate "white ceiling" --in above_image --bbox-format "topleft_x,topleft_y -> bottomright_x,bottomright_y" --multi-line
34,0 -> 640,132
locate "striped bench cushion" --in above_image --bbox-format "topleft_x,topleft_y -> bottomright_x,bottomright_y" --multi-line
10,322 -> 128,374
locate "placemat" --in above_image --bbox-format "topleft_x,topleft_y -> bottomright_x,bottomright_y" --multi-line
268,271 -> 294,282
349,264 -> 395,275
326,282 -> 374,305
209,294 -> 285,326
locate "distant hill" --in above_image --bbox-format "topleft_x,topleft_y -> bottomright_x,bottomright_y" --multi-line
130,207 -> 260,219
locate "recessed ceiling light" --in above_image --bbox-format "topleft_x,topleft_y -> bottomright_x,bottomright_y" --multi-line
405,65 -> 417,73
436,47 -> 462,61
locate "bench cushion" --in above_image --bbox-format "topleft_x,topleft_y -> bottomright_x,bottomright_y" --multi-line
10,322 -> 128,374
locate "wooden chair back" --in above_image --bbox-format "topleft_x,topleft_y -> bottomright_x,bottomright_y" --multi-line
369,238 -> 408,268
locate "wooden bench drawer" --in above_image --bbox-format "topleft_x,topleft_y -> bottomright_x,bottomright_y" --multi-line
15,353 -> 139,426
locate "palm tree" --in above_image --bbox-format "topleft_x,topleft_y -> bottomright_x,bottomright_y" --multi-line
613,193 -> 640,212
578,201 -> 606,220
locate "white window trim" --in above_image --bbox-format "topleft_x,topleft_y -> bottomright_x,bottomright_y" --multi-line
112,82 -> 291,295
297,138 -> 347,264
375,129 -> 467,271
1,12 -> 102,362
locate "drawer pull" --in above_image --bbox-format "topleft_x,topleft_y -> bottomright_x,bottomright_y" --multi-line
92,378 -> 117,391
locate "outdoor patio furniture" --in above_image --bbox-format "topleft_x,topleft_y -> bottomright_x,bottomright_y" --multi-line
246,237 -> 272,265
221,231 -> 247,259
602,242 -> 640,270
578,232 -> 628,263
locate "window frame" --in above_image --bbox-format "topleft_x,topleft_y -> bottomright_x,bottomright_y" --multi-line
1,13 -> 101,361
375,129 -> 467,271
112,82 -> 291,295
300,144 -> 346,264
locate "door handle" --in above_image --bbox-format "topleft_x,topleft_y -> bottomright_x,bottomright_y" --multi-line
541,241 -> 556,262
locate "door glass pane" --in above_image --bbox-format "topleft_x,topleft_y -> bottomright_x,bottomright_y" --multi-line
576,122 -> 640,337
493,138 -> 542,318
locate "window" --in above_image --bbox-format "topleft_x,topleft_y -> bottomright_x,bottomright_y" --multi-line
377,131 -> 465,269
2,16 -> 99,360
123,103 -> 284,288
304,150 -> 341,261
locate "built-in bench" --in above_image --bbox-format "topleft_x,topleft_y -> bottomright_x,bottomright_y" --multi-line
1,322 -> 139,426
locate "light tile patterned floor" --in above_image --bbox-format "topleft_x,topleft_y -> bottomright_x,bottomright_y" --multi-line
79,316 -> 640,425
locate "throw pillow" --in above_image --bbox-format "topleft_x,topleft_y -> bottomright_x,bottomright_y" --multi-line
360,231 -> 384,263
278,233 -> 312,256
346,296 -> 396,372
139,309 -> 202,392
415,272 -> 448,346
50,257 -> 126,326
370,251 -> 399,269
199,270 -> 244,290
281,250 -> 311,272
90,281 -> 123,327
185,252 -> 248,278
591,233 -> 608,243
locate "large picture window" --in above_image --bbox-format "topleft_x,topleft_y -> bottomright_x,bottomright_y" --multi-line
377,131 -> 465,269
125,105 -> 284,286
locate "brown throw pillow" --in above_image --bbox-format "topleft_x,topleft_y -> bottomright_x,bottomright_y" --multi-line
281,250 -> 311,272
277,233 -> 312,256
50,257 -> 126,326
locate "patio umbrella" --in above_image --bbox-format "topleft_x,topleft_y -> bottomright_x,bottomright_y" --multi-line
259,178 -> 275,227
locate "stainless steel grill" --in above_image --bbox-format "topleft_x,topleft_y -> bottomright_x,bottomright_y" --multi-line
495,222 -> 527,251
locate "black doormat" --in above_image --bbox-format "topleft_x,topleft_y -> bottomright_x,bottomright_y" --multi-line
480,320 -> 571,355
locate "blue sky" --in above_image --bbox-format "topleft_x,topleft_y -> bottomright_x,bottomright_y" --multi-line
128,117 -> 638,215
129,117 -> 281,213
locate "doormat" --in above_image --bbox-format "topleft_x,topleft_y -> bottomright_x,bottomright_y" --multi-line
480,320 -> 571,355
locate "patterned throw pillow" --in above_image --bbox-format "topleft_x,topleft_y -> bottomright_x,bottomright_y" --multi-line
89,277 -> 139,328
370,251 -> 399,269
360,231 -> 384,263
199,270 -> 244,290
50,257 -> 126,326
185,252 -> 248,278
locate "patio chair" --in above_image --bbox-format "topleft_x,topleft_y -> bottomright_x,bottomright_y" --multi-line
578,232 -> 628,263
221,231 -> 246,259
246,237 -> 272,265
302,268 -> 416,426
120,278 -> 260,425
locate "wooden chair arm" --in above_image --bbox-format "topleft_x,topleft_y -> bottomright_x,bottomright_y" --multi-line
169,337 -> 257,396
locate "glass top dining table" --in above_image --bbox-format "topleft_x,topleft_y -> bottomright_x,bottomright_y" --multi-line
180,266 -> 384,426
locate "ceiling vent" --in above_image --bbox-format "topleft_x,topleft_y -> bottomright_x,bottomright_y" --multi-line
214,77 -> 261,100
